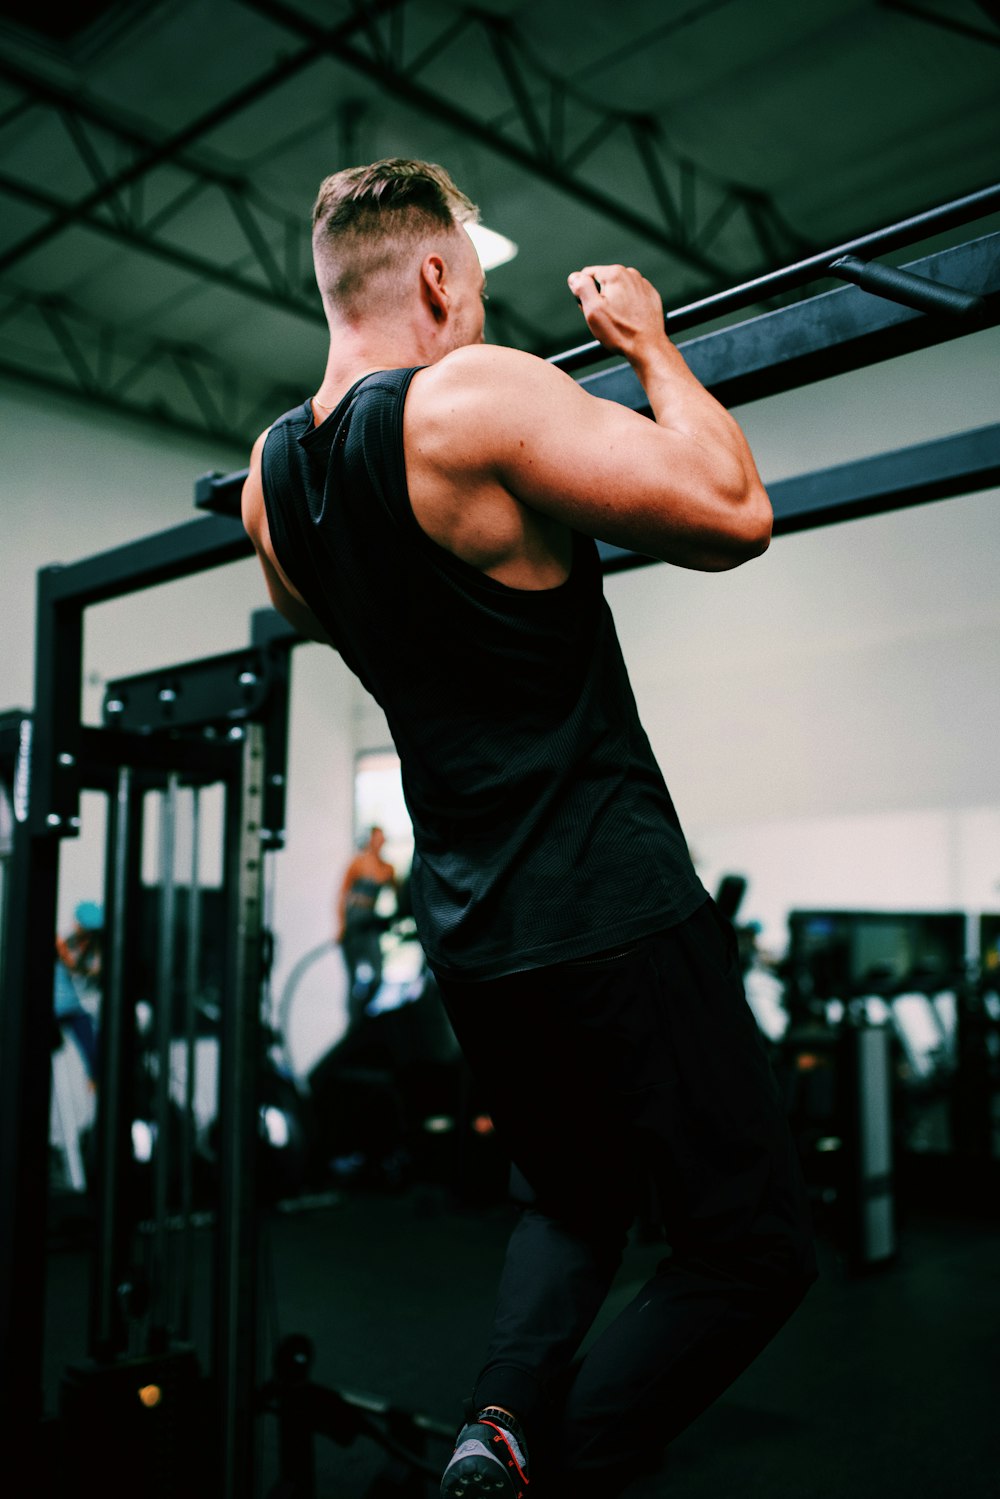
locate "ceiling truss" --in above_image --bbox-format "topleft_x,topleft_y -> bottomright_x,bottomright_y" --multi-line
241,0 -> 807,277
0,285 -> 300,447
879,0 -> 1000,49
0,0 -> 992,445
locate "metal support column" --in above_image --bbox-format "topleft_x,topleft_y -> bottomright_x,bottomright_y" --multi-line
90,765 -> 143,1360
0,564 -> 84,1448
215,723 -> 267,1499
841,1020 -> 898,1271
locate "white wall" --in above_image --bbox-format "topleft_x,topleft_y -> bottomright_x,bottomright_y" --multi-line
605,325 -> 1000,951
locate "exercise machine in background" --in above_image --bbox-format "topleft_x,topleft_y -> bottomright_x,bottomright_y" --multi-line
776,908 -> 999,1269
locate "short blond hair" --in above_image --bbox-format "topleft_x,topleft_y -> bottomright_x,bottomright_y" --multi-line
312,158 -> 479,318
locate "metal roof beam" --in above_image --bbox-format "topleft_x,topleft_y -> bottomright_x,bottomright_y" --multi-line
0,0 -> 410,277
239,0 -> 807,284
880,0 -> 1000,49
0,168 -> 325,325
0,286 -> 299,447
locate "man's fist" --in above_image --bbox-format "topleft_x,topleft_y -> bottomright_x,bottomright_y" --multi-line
567,264 -> 668,361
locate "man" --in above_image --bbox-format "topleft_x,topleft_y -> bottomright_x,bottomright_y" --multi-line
243,158 -> 817,1499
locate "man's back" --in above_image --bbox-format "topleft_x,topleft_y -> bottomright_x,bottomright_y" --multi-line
257,369 -> 705,979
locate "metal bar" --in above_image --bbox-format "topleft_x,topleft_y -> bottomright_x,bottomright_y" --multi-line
597,423 -> 1000,574
830,254 -> 984,317
0,170 -> 324,327
0,794 -> 60,1450
78,725 -> 236,781
0,563 -> 84,1449
41,513 -> 252,609
224,187 -> 290,294
103,647 -> 276,734
186,229 -> 1000,531
177,786 -> 202,1342
0,0 -> 409,277
142,174 -> 212,237
629,118 -> 686,241
0,351 -> 290,454
150,776 -> 180,1348
550,182 -> 1000,372
56,107 -> 129,227
37,300 -> 99,394
484,19 -> 550,159
90,765 -> 136,1359
881,0 -> 1000,50
401,9 -> 475,79
215,724 -> 266,1499
770,422 -> 1000,533
579,231 -> 1000,413
24,231 -> 1000,620
171,348 -> 229,434
240,0 -> 747,280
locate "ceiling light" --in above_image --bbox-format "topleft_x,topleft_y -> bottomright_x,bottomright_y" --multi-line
467,222 -> 518,271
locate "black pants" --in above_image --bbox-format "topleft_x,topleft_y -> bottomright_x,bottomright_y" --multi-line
341,921 -> 383,1028
434,898 -> 818,1497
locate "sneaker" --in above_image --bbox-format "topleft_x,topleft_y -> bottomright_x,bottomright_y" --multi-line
440,1409 -> 530,1499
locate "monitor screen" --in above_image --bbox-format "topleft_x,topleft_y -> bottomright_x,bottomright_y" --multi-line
787,910 -> 966,1000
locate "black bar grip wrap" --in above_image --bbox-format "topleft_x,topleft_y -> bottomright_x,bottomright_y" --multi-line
829,255 -> 984,318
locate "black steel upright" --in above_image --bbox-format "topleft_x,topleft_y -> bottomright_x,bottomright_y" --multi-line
0,563 -> 85,1452
215,722 -> 267,1499
89,764 -> 144,1360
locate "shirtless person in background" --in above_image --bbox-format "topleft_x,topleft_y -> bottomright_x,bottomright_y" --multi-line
243,158 -> 815,1499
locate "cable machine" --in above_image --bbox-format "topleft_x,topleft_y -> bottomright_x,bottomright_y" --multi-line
2,619 -> 290,1495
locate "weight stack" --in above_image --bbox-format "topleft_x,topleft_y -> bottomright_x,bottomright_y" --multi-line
58,1344 -> 210,1499
840,1020 -> 898,1272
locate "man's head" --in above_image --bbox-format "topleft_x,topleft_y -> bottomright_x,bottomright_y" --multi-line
312,158 -> 486,351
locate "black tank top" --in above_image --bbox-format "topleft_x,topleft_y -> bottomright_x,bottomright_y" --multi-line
260,368 -> 705,978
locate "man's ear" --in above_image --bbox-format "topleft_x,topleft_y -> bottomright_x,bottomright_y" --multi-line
420,253 -> 448,323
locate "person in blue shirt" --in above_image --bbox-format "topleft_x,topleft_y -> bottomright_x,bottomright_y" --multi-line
54,901 -> 102,1085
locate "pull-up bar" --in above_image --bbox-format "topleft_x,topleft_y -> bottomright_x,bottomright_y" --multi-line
549,182 -> 999,373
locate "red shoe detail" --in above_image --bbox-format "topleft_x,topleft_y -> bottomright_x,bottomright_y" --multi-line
481,1420 -> 529,1487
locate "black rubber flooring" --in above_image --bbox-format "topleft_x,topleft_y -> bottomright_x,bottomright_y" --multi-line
42,1179 -> 1000,1498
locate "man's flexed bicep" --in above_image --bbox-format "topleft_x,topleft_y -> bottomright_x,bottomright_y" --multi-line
421,268 -> 772,572
491,352 -> 770,571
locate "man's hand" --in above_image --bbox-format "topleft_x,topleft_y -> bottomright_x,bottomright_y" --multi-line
567,264 -> 668,363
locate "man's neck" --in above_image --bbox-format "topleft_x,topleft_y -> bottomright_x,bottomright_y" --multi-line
315,323 -> 439,412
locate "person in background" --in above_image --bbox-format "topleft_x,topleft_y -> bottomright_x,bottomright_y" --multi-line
336,825 -> 397,1026
54,901 -> 103,1086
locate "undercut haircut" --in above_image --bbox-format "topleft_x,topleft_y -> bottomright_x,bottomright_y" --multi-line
312,158 -> 479,319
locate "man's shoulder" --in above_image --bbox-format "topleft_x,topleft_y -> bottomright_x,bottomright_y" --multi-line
412,343 -> 550,402
407,344 -> 570,452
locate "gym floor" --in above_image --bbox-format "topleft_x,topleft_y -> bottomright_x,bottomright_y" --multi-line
43,1180 -> 1000,1498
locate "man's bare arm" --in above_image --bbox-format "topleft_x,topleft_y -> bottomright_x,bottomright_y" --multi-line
241,432 -> 336,646
411,265 -> 771,573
